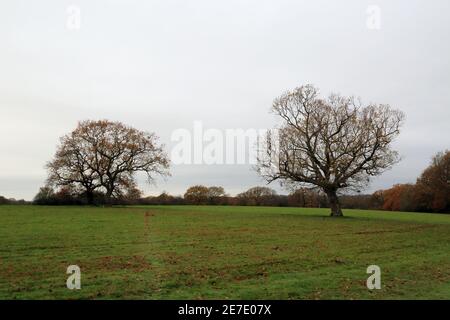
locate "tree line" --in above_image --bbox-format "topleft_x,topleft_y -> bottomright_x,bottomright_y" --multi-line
379,150 -> 449,212
3,85 -> 449,215
2,148 -> 448,213
29,149 -> 449,213
0,196 -> 28,205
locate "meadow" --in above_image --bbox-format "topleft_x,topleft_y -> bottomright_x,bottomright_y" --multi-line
0,205 -> 449,299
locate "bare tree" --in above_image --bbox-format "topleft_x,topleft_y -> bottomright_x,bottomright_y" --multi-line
47,131 -> 102,204
256,85 -> 404,217
47,120 -> 170,204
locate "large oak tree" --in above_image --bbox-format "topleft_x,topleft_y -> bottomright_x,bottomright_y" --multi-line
47,120 -> 170,204
256,85 -> 404,217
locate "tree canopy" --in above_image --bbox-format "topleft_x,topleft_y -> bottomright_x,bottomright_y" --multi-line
46,120 -> 170,204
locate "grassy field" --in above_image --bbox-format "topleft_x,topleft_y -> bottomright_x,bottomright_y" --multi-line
0,205 -> 449,300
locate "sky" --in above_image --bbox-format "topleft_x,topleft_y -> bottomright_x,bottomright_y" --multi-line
1,0 -> 449,200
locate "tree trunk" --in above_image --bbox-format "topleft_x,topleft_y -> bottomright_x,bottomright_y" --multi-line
326,190 -> 343,217
86,190 -> 94,205
105,187 -> 114,206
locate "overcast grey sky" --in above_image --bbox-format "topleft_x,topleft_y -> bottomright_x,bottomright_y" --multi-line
1,0 -> 449,200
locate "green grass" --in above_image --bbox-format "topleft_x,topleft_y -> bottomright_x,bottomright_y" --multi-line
0,205 -> 449,299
